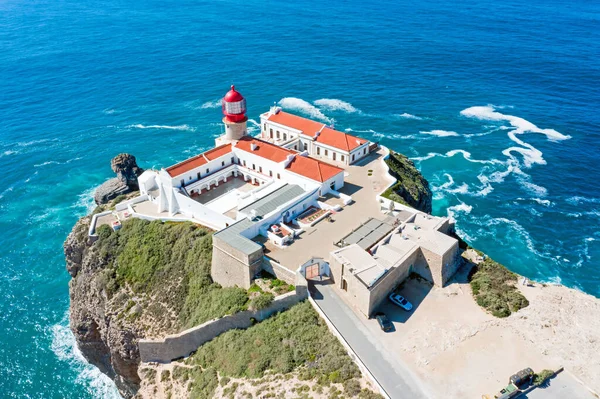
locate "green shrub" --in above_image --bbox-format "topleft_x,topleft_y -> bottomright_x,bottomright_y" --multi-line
533,369 -> 554,386
250,292 -> 274,310
188,302 -> 360,382
469,256 -> 529,318
161,369 -> 171,382
248,283 -> 263,294
342,379 -> 361,396
96,224 -> 113,240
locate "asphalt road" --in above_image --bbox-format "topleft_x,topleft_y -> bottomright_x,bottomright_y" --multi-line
310,282 -> 430,399
521,372 -> 597,399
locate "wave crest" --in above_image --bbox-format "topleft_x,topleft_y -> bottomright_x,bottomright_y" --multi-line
278,97 -> 333,123
420,130 -> 459,137
313,98 -> 358,113
128,124 -> 194,131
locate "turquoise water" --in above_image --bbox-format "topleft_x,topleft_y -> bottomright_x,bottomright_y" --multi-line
1,0 -> 599,396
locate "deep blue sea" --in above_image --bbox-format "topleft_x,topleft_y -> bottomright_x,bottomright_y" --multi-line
1,0 -> 599,396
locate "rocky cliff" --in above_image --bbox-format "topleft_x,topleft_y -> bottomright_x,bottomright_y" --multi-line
65,217 -> 144,398
382,151 -> 433,213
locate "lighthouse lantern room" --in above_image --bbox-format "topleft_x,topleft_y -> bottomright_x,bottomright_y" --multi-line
217,85 -> 248,146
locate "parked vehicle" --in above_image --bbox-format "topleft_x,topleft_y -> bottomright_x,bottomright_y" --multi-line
374,312 -> 393,332
494,383 -> 519,399
389,293 -> 413,311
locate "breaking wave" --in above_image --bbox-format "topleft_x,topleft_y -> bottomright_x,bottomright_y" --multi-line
278,97 -> 333,123
396,113 -> 423,120
200,98 -> 222,109
411,149 -> 501,165
460,105 -> 571,141
128,124 -> 195,131
51,313 -> 121,398
447,201 -> 473,218
420,130 -> 459,137
313,98 -> 359,113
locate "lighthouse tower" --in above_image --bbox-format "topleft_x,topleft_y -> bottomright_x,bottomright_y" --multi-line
216,85 -> 248,146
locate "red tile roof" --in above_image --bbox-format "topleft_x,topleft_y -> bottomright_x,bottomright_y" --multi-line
234,136 -> 293,163
235,136 -> 343,183
166,144 -> 232,177
286,154 -> 344,182
317,127 -> 367,152
267,111 -> 325,136
267,111 -> 367,152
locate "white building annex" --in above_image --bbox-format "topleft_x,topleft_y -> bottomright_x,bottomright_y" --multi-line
94,85 -> 462,314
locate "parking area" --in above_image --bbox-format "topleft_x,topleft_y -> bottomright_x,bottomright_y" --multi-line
348,271 -> 558,399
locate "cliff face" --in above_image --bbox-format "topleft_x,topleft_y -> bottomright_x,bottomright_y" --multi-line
65,217 -> 143,398
382,151 -> 433,213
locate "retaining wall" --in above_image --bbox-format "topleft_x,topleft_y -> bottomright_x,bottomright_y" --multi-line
138,287 -> 308,363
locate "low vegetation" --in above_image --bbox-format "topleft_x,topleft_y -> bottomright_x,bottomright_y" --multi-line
174,302 -> 383,398
533,369 -> 555,386
381,151 -> 432,213
469,257 -> 529,317
94,218 -> 248,330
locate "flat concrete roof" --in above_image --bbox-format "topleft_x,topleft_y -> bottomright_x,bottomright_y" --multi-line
333,244 -> 388,288
239,183 -> 305,218
401,224 -> 456,256
213,218 -> 262,255
337,217 -> 394,250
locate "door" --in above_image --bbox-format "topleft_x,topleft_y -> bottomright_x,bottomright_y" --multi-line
305,264 -> 319,279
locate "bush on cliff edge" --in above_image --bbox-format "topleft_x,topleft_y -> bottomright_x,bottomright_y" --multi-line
469,257 -> 529,317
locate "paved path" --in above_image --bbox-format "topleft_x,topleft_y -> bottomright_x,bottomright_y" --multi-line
310,282 -> 431,399
522,372 -> 597,399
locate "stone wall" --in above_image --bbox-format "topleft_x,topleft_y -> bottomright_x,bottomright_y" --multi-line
261,256 -> 296,285
139,287 -> 308,363
211,236 -> 262,289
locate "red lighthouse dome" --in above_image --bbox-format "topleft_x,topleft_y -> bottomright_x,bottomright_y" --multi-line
222,85 -> 247,123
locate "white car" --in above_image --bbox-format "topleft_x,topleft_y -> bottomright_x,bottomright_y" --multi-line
389,293 -> 413,311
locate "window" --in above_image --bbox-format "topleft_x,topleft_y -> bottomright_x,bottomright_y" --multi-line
263,123 -> 266,131
283,133 -> 287,140
276,131 -> 280,139
180,179 -> 184,186
352,154 -> 355,161
325,149 -> 328,156
269,170 -> 273,177
197,172 -> 201,179
333,152 -> 336,161
259,166 -> 263,173
303,143 -> 307,151
294,145 -> 297,150
221,161 -> 225,166
270,129 -> 273,138
341,155 -> 345,162
330,181 -> 335,190
277,173 -> 281,179
231,157 -> 234,164
317,147 -> 320,155
364,149 -> 366,154
206,168 -> 209,174
252,164 -> 256,170
243,160 -> 246,166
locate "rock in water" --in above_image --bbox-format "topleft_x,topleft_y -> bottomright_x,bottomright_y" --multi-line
94,154 -> 144,205
383,151 -> 433,213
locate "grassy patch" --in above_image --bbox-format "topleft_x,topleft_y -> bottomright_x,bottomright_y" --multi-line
187,302 -> 361,388
469,257 -> 529,317
93,218 -> 249,330
249,292 -> 274,310
381,151 -> 432,213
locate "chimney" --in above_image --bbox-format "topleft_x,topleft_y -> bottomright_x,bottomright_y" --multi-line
250,142 -> 258,151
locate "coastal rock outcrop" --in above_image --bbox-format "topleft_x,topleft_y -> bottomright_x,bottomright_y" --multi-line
94,154 -> 144,205
383,151 -> 433,213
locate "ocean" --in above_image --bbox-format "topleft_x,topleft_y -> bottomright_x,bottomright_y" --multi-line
1,0 -> 599,396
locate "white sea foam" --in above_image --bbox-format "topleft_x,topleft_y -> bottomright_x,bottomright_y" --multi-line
51,313 -> 121,398
0,186 -> 14,200
128,124 -> 195,131
411,152 -> 438,162
313,98 -> 359,113
460,105 -> 571,141
411,149 -> 501,165
566,196 -> 600,205
248,119 -> 260,127
16,138 -> 55,147
71,186 -> 97,216
396,113 -> 423,120
419,129 -> 459,137
200,98 -> 222,109
278,97 -> 333,123
102,108 -> 118,115
447,201 -> 473,218
1,150 -> 18,157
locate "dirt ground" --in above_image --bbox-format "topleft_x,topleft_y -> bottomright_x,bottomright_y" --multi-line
363,258 -> 600,399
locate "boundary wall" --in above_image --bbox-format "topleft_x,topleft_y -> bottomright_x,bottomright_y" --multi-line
139,285 -> 308,363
